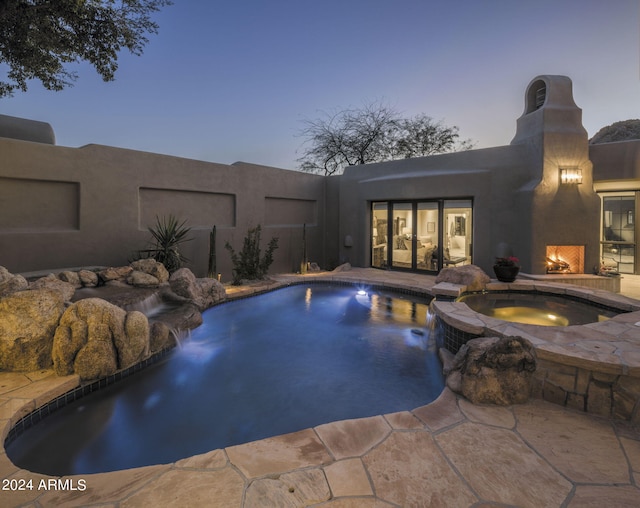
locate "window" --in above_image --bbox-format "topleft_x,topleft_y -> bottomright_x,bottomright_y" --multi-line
600,193 -> 636,273
371,199 -> 472,272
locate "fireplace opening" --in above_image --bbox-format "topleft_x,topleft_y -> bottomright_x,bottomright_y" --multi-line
546,245 -> 585,274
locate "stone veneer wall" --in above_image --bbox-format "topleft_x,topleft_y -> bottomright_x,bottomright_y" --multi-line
432,280 -> 640,423
533,358 -> 640,423
440,315 -> 640,422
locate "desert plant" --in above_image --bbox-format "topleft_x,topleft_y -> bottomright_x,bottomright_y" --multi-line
208,225 -> 217,278
225,225 -> 279,285
300,223 -> 308,274
138,215 -> 192,273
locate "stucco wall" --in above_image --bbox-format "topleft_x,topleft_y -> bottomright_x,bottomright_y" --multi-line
511,75 -> 600,274
590,140 -> 640,182
0,138 -> 326,280
337,144 -> 537,274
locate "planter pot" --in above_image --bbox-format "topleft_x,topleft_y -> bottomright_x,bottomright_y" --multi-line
493,265 -> 520,282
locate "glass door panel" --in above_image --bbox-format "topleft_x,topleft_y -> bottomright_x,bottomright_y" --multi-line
443,200 -> 472,267
391,203 -> 413,269
601,194 -> 636,274
371,202 -> 388,268
416,202 -> 439,272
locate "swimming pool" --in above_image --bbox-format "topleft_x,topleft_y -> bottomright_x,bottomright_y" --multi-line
6,284 -> 444,475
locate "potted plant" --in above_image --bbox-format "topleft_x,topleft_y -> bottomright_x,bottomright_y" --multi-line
494,256 -> 520,282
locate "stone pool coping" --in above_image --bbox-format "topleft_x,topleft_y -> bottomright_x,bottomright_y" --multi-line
431,279 -> 640,377
1,268 -> 640,506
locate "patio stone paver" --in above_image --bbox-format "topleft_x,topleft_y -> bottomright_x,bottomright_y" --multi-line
383,410 -> 424,429
173,448 -> 228,469
244,469 -> 330,507
567,485 -> 640,507
323,458 -> 373,497
515,401 -> 632,483
412,386 -> 465,430
120,468 -> 245,508
225,428 -> 331,479
436,422 -> 572,508
314,416 -> 390,460
457,397 -> 516,428
363,430 -> 478,507
35,464 -> 171,507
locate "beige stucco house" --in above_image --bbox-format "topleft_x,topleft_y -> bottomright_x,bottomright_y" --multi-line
1,75 -> 639,280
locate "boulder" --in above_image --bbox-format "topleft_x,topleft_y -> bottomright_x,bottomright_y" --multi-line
98,266 -> 133,283
0,289 -> 64,371
52,297 -> 151,380
127,270 -> 161,288
445,336 -> 536,405
150,321 -> 175,352
58,270 -> 82,289
168,268 -> 226,310
435,264 -> 490,292
130,259 -> 169,283
29,274 -> 76,302
120,310 -> 150,368
78,269 -> 99,287
332,262 -> 352,272
0,266 -> 28,297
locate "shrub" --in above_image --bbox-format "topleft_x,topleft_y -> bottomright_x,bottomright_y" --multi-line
225,225 -> 279,285
137,215 -> 192,273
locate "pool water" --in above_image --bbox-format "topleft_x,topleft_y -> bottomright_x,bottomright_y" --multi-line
7,284 -> 444,475
457,291 -> 620,326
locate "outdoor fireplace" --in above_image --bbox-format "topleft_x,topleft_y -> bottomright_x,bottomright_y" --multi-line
546,245 -> 585,274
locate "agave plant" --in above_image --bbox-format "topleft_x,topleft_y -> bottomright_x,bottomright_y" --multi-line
139,215 -> 192,273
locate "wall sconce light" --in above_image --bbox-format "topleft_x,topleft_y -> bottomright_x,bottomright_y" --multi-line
560,167 -> 582,185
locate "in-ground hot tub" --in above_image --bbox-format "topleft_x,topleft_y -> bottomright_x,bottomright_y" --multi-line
431,279 -> 640,420
456,291 -> 620,327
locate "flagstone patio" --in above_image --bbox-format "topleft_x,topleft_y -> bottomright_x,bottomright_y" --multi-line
1,269 -> 640,507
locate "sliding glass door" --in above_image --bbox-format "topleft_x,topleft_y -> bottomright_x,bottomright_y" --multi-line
391,203 -> 413,269
371,199 -> 472,272
416,202 -> 439,271
443,200 -> 473,268
372,202 -> 388,268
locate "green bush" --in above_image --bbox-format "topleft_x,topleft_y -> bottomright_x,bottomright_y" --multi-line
137,215 -> 192,273
225,225 -> 279,285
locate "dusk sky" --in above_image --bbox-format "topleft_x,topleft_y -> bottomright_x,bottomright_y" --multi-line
2,0 -> 639,170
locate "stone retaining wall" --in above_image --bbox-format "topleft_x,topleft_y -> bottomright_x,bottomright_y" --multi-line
431,279 -> 640,422
533,358 -> 640,423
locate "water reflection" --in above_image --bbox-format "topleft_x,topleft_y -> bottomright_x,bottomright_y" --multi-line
7,284 -> 443,476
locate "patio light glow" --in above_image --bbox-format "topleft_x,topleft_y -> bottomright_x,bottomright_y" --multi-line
560,167 -> 582,184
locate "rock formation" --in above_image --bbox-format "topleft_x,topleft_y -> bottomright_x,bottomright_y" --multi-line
435,264 -> 490,292
444,336 -> 536,405
0,266 -> 28,297
30,273 -> 76,302
52,298 -> 150,381
166,268 -> 226,311
0,263 -> 224,380
0,289 -> 64,371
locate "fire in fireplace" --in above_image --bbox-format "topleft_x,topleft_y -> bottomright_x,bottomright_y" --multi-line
546,245 -> 585,274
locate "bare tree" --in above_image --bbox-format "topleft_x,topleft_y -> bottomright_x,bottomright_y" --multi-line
297,102 -> 473,175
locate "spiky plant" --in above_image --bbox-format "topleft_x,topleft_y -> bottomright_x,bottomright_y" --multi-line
140,215 -> 192,273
